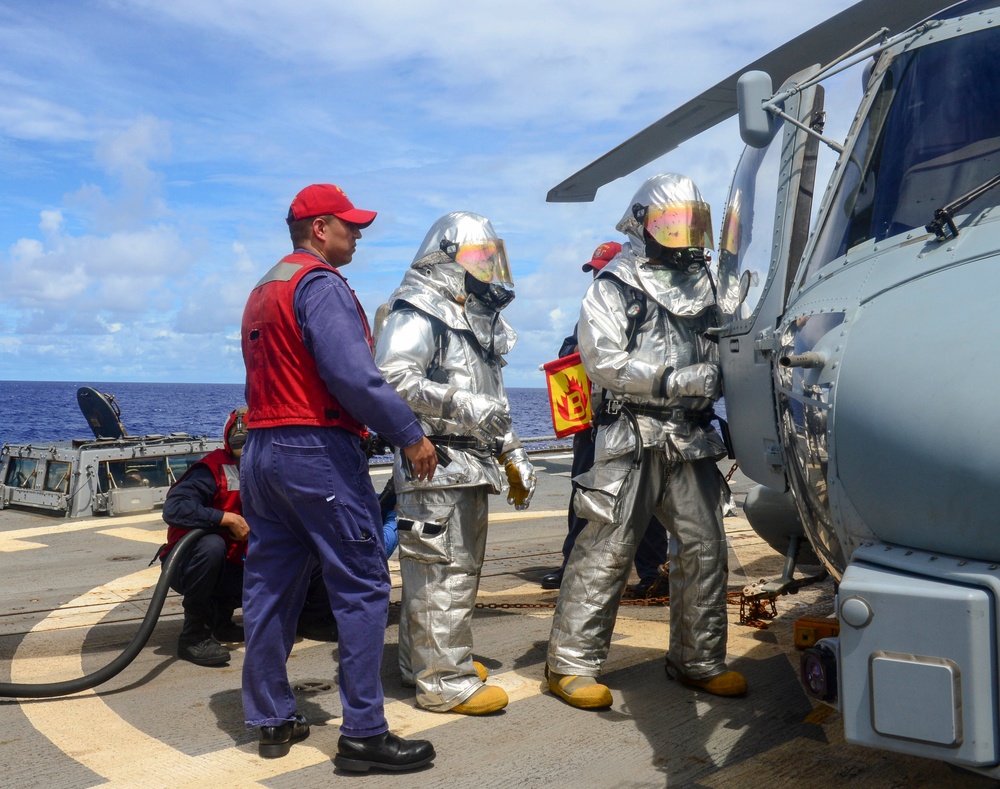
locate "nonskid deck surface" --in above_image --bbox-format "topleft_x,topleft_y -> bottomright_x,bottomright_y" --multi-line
0,456 -> 989,788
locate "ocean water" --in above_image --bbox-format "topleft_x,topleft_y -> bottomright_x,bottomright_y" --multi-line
0,381 -> 556,446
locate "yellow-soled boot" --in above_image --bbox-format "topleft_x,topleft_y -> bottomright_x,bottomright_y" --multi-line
678,670 -> 748,697
546,667 -> 613,709
450,685 -> 509,715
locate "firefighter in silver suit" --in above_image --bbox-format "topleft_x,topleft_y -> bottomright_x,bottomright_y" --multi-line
375,212 -> 535,715
546,173 -> 747,708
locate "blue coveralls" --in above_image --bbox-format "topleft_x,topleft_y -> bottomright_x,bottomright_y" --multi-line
241,257 -> 424,738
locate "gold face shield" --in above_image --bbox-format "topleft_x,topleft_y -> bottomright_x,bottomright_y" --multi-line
440,238 -> 513,286
635,201 -> 715,250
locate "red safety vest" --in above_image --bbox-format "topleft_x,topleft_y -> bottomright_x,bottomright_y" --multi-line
241,251 -> 370,435
163,449 -> 246,565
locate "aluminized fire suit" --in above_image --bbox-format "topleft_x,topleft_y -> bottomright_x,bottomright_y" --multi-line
375,212 -> 534,712
547,175 -> 731,684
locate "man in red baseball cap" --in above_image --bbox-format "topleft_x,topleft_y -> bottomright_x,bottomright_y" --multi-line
240,183 -> 438,771
581,240 -> 621,274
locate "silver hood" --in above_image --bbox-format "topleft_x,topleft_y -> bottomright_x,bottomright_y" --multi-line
388,255 -> 517,357
601,243 -> 717,318
612,173 -> 717,317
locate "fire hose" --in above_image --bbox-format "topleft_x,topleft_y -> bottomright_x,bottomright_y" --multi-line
0,528 -> 206,698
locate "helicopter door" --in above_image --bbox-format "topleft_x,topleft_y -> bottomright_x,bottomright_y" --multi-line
716,68 -> 823,490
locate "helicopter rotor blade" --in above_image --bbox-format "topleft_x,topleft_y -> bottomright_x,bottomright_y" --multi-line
547,0 -> 948,203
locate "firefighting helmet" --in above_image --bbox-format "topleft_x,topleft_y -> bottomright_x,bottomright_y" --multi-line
412,212 -> 515,310
617,173 -> 714,251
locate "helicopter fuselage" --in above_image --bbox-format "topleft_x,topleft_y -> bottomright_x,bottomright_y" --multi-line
722,3 -> 1000,773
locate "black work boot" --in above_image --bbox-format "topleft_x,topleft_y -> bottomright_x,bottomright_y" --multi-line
334,731 -> 435,772
178,614 -> 230,666
259,713 -> 310,758
212,608 -> 245,642
631,574 -> 669,599
540,567 -> 564,590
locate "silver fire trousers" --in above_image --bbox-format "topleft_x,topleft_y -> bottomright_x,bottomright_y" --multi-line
396,485 -> 489,711
547,452 -> 729,681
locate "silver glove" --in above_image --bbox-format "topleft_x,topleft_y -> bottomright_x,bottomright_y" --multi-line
449,390 -> 512,440
661,363 -> 721,400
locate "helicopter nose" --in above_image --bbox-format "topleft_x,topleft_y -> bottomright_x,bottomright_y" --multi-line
826,262 -> 1000,564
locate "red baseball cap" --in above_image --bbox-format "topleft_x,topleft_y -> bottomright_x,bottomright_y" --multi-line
286,184 -> 377,228
582,241 -> 622,272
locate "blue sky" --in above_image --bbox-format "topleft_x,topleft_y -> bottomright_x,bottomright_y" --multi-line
0,0 -> 860,386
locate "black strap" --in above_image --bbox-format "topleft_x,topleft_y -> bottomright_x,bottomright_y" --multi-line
427,433 -> 501,459
599,279 -> 646,353
427,434 -> 477,449
427,315 -> 448,383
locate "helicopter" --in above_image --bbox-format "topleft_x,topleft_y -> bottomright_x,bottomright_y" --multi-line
549,0 -> 1000,778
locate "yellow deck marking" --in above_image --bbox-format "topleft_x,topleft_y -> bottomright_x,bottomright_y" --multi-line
0,507 -> 564,552
489,509 -> 564,523
0,511 -> 163,552
11,568 -> 314,787
96,526 -> 166,545
10,507 -> 763,785
10,557 -> 686,787
476,582 -> 555,598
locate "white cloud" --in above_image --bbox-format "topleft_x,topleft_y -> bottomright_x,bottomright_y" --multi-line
97,316 -> 123,334
39,209 -> 63,234
95,114 -> 170,211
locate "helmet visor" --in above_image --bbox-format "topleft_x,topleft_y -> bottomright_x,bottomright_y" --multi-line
645,201 -> 714,250
445,238 -> 513,285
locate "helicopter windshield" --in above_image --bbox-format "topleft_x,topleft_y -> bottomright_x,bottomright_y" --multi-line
717,118 -> 785,319
806,23 -> 1000,278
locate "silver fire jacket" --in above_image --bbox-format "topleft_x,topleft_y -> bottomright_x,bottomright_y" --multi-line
578,241 -> 727,462
375,257 -> 521,495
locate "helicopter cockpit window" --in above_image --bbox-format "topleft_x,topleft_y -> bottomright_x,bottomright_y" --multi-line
717,118 -> 785,320
807,24 -> 1000,279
